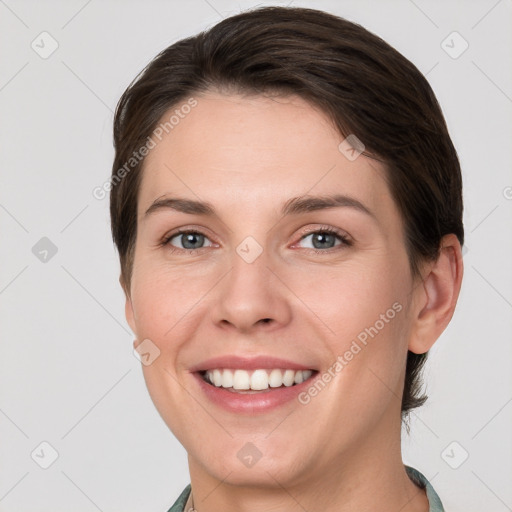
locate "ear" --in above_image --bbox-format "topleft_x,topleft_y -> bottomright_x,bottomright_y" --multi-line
120,274 -> 137,337
408,234 -> 464,354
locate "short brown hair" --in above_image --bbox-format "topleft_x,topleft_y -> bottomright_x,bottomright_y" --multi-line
110,6 -> 464,418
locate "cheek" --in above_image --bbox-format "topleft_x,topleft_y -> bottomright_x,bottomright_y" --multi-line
282,257 -> 406,343
286,258 -> 410,404
129,259 -> 217,347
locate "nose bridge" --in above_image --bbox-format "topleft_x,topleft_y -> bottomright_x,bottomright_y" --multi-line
211,234 -> 290,330
232,235 -> 270,289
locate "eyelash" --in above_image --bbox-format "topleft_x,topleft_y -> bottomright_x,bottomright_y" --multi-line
161,225 -> 352,255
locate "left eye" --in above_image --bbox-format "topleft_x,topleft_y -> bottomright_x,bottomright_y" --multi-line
297,229 -> 350,251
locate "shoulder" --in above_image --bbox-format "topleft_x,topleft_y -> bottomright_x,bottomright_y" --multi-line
165,484 -> 191,512
405,465 -> 445,512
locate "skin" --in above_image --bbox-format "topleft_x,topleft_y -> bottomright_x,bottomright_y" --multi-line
124,91 -> 463,512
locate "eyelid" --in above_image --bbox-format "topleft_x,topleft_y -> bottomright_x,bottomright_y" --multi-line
292,224 -> 352,251
295,224 -> 351,242
161,224 -> 352,253
161,225 -> 217,249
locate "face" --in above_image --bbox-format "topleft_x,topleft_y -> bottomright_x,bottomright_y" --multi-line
125,91 -> 420,488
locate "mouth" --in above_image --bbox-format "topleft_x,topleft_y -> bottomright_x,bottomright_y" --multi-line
198,368 -> 319,394
189,355 -> 321,413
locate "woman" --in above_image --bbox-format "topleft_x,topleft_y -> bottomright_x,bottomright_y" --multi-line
109,6 -> 463,511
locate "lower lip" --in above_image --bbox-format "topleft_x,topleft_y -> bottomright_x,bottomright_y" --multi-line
192,372 -> 319,414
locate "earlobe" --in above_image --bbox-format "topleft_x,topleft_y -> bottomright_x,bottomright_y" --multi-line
408,234 -> 464,354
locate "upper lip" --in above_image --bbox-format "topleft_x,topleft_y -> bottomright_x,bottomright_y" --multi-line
189,355 -> 317,373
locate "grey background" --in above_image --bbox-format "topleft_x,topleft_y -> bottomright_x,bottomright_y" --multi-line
1,0 -> 511,511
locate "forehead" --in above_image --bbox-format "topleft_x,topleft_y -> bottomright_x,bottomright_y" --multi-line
138,92 -> 398,228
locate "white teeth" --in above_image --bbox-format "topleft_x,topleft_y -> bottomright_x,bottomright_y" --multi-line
204,368 -> 314,391
250,369 -> 269,390
303,370 -> 313,381
213,369 -> 223,387
268,369 -> 283,388
282,369 -> 296,387
232,369 -> 250,390
221,369 -> 233,388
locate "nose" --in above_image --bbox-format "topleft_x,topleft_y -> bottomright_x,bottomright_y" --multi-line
210,244 -> 292,333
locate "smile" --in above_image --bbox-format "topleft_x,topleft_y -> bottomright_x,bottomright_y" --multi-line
193,367 -> 320,413
201,368 -> 315,392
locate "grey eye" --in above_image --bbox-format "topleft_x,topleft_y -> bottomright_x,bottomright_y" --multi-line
298,231 -> 344,250
168,231 -> 213,250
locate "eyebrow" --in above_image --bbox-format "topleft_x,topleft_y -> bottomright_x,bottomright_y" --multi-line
144,194 -> 376,220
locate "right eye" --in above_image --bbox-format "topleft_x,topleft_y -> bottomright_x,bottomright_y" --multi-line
163,230 -> 215,253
